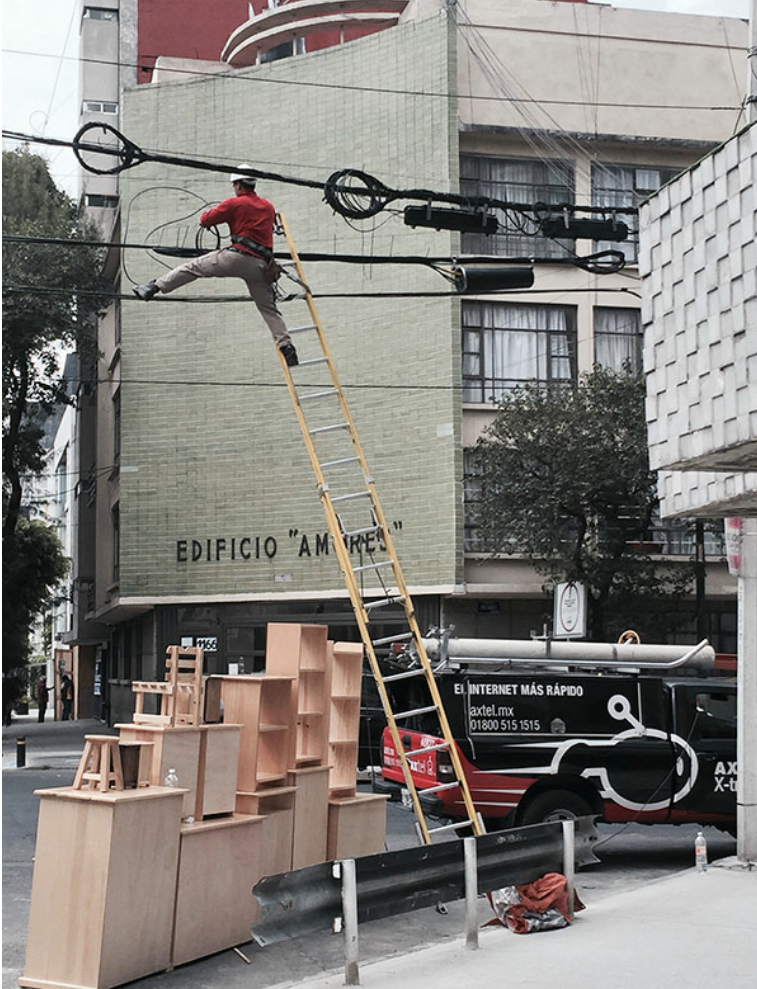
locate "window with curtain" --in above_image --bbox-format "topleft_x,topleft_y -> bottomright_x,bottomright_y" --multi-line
460,154 -> 575,259
591,164 -> 681,262
594,308 -> 642,372
462,302 -> 577,402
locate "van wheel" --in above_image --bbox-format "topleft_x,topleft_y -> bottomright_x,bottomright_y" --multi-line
520,790 -> 592,826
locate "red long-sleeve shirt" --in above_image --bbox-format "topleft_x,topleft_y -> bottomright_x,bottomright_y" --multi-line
200,187 -> 275,252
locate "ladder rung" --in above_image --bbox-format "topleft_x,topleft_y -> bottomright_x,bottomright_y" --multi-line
394,704 -> 438,720
404,741 -> 450,757
309,423 -> 349,435
342,524 -> 382,538
290,323 -> 317,332
364,596 -> 405,610
382,667 -> 428,683
320,456 -> 360,469
298,357 -> 329,367
427,820 -> 474,836
331,491 -> 371,503
299,389 -> 338,402
419,781 -> 459,796
353,559 -> 394,572
372,632 -> 414,646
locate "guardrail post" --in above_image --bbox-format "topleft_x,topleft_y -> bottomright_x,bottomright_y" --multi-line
340,859 -> 360,986
561,819 -> 575,915
463,836 -> 479,950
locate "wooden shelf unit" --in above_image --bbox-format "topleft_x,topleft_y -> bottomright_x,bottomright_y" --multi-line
327,642 -> 364,795
265,623 -> 330,768
213,675 -> 296,792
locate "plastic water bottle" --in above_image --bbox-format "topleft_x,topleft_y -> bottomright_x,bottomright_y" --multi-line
694,830 -> 708,872
163,767 -> 179,788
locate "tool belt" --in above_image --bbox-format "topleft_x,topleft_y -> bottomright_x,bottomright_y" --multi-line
230,236 -> 282,283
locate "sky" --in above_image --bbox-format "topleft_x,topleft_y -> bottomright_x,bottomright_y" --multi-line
1,0 -> 752,197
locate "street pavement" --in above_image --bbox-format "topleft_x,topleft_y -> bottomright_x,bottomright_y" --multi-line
3,714 -> 757,989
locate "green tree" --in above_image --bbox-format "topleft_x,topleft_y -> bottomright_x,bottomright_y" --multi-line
2,146 -> 108,539
2,148 -> 109,711
471,366 -> 693,641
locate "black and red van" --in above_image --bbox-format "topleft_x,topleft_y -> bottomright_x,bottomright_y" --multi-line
378,668 -> 737,833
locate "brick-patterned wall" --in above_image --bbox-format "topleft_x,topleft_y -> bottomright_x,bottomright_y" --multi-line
641,123 -> 757,516
118,13 -> 464,598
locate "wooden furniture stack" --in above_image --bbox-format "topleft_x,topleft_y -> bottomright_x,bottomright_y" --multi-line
21,624 -> 390,989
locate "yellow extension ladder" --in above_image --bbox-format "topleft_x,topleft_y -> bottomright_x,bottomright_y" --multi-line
274,213 -> 482,843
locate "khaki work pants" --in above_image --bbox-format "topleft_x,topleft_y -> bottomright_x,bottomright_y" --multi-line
155,248 -> 291,348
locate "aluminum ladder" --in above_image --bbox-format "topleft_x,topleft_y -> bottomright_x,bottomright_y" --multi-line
274,213 -> 482,843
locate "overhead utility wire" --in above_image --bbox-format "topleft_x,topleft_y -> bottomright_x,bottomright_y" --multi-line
1,233 -> 616,270
2,128 -> 638,222
1,48 -> 740,112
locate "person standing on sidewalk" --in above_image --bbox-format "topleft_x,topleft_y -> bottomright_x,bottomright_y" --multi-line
36,676 -> 49,723
60,673 -> 74,721
132,167 -> 298,367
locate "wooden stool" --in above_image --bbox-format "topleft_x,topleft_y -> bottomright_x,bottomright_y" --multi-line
73,735 -> 124,792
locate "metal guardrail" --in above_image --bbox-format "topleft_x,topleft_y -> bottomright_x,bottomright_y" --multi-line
252,817 -> 596,984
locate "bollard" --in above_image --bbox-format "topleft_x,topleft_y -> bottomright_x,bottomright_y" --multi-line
16,737 -> 26,768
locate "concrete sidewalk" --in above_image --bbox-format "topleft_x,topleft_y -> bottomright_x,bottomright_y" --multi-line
260,861 -> 757,989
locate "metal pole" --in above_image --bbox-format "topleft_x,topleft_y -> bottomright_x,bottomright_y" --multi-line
463,837 -> 479,950
737,520 -> 757,863
340,859 -> 360,986
562,819 -> 576,915
16,737 -> 26,768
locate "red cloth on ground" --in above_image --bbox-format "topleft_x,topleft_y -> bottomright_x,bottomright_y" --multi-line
487,873 -> 585,934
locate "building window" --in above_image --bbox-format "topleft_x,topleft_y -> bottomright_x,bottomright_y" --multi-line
111,503 -> 120,585
594,308 -> 642,372
591,164 -> 680,262
85,194 -> 119,208
462,302 -> 577,403
83,7 -> 118,20
82,100 -> 118,115
460,155 -> 575,259
56,450 -> 68,505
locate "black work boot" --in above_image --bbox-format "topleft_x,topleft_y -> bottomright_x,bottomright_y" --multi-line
280,344 -> 299,367
133,281 -> 159,301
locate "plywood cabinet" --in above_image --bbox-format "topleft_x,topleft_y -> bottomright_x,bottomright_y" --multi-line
289,765 -> 330,868
327,642 -> 364,795
172,814 -> 264,966
21,787 -> 183,989
115,724 -> 201,818
326,792 -> 389,860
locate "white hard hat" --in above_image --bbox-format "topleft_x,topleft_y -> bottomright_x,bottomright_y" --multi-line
230,164 -> 256,186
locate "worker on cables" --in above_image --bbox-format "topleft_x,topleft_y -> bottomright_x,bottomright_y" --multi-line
133,166 -> 298,366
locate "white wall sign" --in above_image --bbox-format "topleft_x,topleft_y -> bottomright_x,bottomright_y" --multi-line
553,581 -> 587,639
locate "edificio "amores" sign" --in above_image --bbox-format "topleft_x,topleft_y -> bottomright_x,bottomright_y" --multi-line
176,526 -> 400,564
